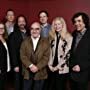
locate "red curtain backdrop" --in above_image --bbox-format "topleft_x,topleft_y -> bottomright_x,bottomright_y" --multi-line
0,0 -> 90,32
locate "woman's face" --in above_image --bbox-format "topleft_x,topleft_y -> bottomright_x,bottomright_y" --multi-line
53,19 -> 63,32
0,24 -> 5,35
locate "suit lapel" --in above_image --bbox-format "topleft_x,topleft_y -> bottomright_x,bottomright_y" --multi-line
19,32 -> 23,42
73,29 -> 88,53
29,38 -> 34,52
29,37 -> 42,54
34,37 -> 43,54
71,32 -> 77,51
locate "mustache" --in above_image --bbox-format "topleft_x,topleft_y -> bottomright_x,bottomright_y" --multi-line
19,24 -> 26,26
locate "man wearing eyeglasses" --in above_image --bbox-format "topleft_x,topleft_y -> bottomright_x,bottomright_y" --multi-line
20,22 -> 50,90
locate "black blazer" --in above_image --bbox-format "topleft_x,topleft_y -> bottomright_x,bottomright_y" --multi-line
8,29 -> 28,69
0,41 -> 7,75
70,29 -> 90,82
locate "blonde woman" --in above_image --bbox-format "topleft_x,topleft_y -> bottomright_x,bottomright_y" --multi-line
48,17 -> 73,90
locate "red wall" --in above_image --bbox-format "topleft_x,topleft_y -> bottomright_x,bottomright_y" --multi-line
0,0 -> 90,31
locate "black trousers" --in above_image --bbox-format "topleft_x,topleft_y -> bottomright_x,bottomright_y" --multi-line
23,79 -> 45,90
0,73 -> 7,90
48,72 -> 69,90
14,72 -> 23,90
70,79 -> 88,90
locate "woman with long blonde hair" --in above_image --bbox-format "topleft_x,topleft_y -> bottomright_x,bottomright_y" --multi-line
48,17 -> 73,90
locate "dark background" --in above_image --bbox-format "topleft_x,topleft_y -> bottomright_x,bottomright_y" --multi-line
0,0 -> 90,32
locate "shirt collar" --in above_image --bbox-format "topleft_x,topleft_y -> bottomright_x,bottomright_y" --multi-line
41,23 -> 48,28
20,29 -> 26,34
77,28 -> 87,36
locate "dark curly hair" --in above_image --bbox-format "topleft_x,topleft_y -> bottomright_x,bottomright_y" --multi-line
72,12 -> 90,29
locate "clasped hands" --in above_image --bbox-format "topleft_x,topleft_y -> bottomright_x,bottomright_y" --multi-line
29,64 -> 38,73
49,65 -> 64,72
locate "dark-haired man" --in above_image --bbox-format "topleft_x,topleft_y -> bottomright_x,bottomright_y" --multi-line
38,11 -> 51,38
5,9 -> 15,36
9,15 -> 29,90
70,12 -> 90,90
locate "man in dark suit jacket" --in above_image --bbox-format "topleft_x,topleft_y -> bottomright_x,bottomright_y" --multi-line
69,12 -> 90,90
8,15 -> 29,90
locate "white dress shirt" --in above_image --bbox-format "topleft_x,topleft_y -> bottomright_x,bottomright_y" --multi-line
31,35 -> 40,51
29,35 -> 40,68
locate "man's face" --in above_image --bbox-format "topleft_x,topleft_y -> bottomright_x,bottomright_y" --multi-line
39,12 -> 48,24
74,15 -> 85,32
31,22 -> 41,38
6,11 -> 15,22
18,17 -> 26,29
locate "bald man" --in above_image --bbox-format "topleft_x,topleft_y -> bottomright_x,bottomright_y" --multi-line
20,22 -> 50,90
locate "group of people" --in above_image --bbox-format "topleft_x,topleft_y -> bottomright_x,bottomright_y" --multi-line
0,9 -> 90,90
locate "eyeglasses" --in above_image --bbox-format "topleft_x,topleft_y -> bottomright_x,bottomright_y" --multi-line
31,28 -> 40,31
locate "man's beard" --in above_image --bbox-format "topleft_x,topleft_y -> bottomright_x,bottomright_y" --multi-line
19,24 -> 25,29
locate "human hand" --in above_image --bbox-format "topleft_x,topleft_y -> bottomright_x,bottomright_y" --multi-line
72,65 -> 80,72
49,66 -> 55,72
14,67 -> 19,72
30,65 -> 38,73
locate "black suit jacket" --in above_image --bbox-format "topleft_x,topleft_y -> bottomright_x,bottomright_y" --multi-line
8,30 -> 28,69
70,29 -> 90,83
0,41 -> 7,75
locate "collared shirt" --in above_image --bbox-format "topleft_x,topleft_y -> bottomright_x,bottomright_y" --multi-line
3,42 -> 11,72
6,23 -> 14,35
41,23 -> 51,38
74,28 -> 87,50
31,35 -> 40,51
20,29 -> 27,39
29,36 -> 40,68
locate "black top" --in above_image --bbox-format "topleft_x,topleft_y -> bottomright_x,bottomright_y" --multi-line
53,32 -> 60,67
0,41 -> 7,75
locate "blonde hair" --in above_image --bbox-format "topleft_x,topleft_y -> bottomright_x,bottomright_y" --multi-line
49,17 -> 71,40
